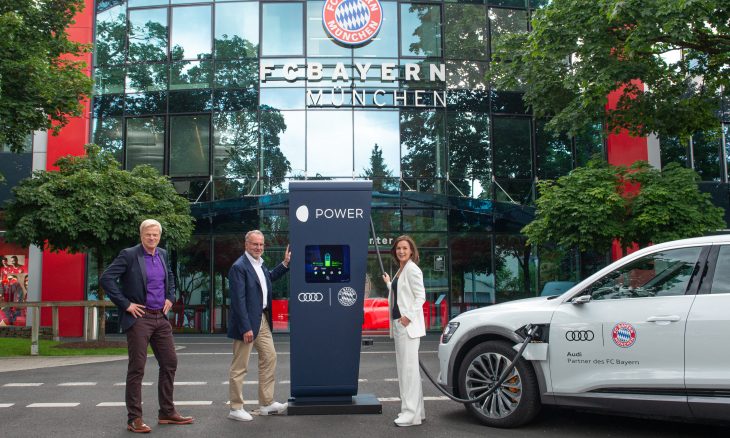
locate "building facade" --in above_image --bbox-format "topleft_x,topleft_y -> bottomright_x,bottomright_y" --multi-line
1,0 -> 728,335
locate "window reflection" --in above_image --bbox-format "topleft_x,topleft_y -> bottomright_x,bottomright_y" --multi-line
492,116 -> 531,179
307,110 -> 353,177
495,234 -> 535,302
214,111 -> 258,179
692,128 -> 723,181
400,3 -> 442,58
215,60 -> 258,89
95,3 -> 126,66
354,1 -> 397,58
170,61 -> 212,90
260,89 -> 305,110
307,1 -> 351,57
400,110 -> 446,192
92,116 -> 124,163
488,8 -> 528,54
95,66 -> 125,94
448,112 -> 490,198
262,3 -> 304,56
260,109 -> 294,190
171,6 -> 212,60
659,136 -> 689,169
354,111 -> 400,191
445,4 -> 487,60
450,233 -> 494,314
128,8 -> 168,62
267,111 -> 305,182
170,236 -> 212,333
170,115 -> 211,177
215,2 -> 259,59
126,117 -> 165,172
535,120 -> 572,179
126,64 -> 168,93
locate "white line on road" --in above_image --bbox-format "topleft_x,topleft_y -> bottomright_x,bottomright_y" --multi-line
0,403 -> 14,408
3,383 -> 43,387
27,403 -> 80,408
114,382 -> 153,386
279,380 -> 290,384
97,402 -> 126,407
174,382 -> 207,386
424,396 -> 450,401
58,382 -> 97,386
174,401 -> 213,406
384,378 -> 399,382
378,397 -> 400,402
175,351 -> 437,356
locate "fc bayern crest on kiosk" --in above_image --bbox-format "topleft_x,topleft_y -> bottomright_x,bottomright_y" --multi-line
323,0 -> 383,46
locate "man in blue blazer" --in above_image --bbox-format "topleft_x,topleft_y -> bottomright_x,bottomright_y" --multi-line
227,230 -> 291,422
100,219 -> 193,433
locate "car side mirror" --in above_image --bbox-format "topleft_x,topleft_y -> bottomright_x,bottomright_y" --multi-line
571,294 -> 592,305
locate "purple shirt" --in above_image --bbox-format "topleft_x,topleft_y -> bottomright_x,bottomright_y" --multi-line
144,251 -> 166,310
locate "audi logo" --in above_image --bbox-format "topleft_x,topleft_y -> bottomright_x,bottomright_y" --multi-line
565,330 -> 595,341
298,292 -> 324,302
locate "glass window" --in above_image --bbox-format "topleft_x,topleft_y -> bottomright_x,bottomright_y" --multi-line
215,60 -> 259,89
95,3 -> 127,65
488,7 -> 528,54
307,1 -> 351,57
401,110 -> 447,184
353,1 -> 398,58
492,116 -> 532,179
711,245 -> 730,294
170,236 -> 212,333
352,58 -> 399,88
260,59 -> 306,88
169,90 -> 213,113
267,111 -> 305,182
448,112 -> 490,198
535,120 -> 572,179
446,61 -> 487,90
171,6 -> 212,61
586,247 -> 702,300
354,111 -> 400,191
128,8 -> 168,62
95,66 -> 125,94
659,136 -> 689,168
129,0 -> 167,6
215,2 -> 259,59
445,4 -> 487,60
126,64 -> 168,93
125,117 -> 165,172
261,109 -> 296,191
170,61 -> 213,90
214,111 -> 259,179
260,88 -> 305,110
495,234 -> 535,302
575,123 -> 604,166
125,91 -> 167,116
449,233 -> 494,314
400,3 -> 442,58
692,128 -> 723,181
262,3 -> 304,56
403,209 -> 447,232
307,110 -> 353,177
92,116 -> 124,163
170,115 -> 211,177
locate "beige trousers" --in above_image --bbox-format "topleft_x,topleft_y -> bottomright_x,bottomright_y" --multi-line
229,317 -> 277,410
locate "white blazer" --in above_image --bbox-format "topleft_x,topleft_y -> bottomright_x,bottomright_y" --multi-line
387,259 -> 426,339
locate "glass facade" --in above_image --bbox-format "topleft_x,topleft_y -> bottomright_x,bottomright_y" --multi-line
90,0 -> 607,333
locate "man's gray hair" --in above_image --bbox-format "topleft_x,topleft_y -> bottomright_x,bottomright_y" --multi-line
140,219 -> 163,234
245,230 -> 264,242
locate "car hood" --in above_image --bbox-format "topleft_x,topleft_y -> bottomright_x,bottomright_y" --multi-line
451,296 -> 561,329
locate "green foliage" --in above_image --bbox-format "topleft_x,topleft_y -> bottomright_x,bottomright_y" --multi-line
490,0 -> 729,140
524,160 -> 725,253
0,0 -> 93,152
361,143 -> 394,191
3,144 -> 194,265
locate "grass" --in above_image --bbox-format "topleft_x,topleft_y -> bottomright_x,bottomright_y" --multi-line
0,338 -> 129,357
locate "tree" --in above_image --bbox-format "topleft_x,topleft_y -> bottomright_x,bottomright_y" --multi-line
361,143 -> 394,191
490,0 -> 729,140
3,144 -> 194,338
0,0 -> 93,152
523,159 -> 725,254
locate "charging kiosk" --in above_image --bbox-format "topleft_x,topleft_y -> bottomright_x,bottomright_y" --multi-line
287,181 -> 381,415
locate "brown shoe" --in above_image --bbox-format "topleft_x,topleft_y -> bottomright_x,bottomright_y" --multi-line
127,418 -> 151,433
158,412 -> 194,425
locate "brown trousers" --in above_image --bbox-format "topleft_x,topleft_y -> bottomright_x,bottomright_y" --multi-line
125,313 -> 177,421
228,317 -> 277,410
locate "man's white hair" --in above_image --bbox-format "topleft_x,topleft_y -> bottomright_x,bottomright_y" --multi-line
245,230 -> 264,242
140,219 -> 163,234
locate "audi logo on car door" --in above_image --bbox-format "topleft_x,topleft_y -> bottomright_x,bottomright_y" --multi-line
298,292 -> 324,302
565,330 -> 595,341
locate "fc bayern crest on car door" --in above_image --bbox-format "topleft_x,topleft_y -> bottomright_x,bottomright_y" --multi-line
322,0 -> 383,46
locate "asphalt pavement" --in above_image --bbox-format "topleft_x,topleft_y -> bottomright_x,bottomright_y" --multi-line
0,334 -> 726,437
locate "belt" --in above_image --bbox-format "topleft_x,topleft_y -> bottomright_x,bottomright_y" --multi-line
145,308 -> 165,314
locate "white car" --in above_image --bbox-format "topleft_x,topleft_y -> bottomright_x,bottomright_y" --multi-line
438,235 -> 730,428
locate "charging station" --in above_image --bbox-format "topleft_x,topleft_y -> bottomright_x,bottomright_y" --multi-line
287,181 -> 382,415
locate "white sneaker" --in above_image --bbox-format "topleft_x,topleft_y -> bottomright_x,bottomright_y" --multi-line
228,408 -> 253,422
259,401 -> 288,415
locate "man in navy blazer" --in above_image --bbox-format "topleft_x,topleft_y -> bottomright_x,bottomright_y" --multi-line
101,219 -> 193,433
227,230 -> 291,422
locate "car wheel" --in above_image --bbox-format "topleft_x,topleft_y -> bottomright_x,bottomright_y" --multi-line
457,340 -> 540,428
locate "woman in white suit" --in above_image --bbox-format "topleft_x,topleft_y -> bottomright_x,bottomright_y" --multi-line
382,235 -> 426,427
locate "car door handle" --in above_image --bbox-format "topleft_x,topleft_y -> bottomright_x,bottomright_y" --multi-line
646,315 -> 681,323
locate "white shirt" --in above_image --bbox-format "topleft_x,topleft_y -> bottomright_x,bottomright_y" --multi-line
245,251 -> 268,309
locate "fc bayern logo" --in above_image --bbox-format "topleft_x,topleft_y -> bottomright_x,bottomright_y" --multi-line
337,287 -> 358,306
322,0 -> 383,46
611,322 -> 637,348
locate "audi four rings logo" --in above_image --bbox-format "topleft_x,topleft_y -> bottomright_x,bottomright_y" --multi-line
565,330 -> 595,341
298,292 -> 324,302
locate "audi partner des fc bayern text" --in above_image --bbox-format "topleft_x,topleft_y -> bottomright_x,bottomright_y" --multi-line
438,235 -> 730,428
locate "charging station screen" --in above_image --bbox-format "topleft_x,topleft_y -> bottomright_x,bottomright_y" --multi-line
305,245 -> 350,283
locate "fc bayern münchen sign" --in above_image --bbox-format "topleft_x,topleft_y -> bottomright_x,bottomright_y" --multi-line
323,0 -> 383,46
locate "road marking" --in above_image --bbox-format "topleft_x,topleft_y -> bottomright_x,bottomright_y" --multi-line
225,401 -> 260,405
97,402 -> 126,407
424,396 -> 449,401
27,403 -> 80,408
58,382 -> 97,386
279,380 -> 291,384
175,351 -> 437,356
0,403 -> 14,408
114,382 -> 153,386
3,383 -> 43,387
174,401 -> 213,406
220,381 -> 258,385
358,379 -> 368,382
174,382 -> 207,386
384,378 -> 399,382
378,397 -> 400,402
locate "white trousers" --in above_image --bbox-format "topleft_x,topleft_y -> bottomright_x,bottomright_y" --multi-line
393,320 -> 425,423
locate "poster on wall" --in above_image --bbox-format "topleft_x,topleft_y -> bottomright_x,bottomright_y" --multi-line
1,254 -> 29,326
